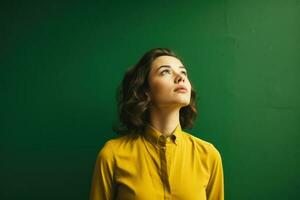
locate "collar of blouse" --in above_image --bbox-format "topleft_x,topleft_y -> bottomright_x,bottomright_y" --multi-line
143,123 -> 182,147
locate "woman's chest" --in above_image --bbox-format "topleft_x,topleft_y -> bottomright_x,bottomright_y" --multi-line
113,146 -> 210,200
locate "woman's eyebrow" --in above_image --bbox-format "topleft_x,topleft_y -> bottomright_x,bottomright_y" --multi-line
156,65 -> 186,72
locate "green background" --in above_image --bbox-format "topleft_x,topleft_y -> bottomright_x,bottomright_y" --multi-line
1,0 -> 299,199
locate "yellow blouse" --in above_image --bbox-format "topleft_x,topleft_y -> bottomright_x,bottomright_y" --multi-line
90,123 -> 224,200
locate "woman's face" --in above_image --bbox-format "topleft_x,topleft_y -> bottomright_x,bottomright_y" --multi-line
147,55 -> 192,109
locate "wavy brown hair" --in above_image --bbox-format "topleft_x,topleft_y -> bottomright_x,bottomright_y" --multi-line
112,47 -> 198,135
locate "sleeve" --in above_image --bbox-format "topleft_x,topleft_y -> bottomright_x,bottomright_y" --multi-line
206,144 -> 224,200
90,141 -> 116,200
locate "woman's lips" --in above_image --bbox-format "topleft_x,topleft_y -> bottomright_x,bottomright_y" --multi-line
175,88 -> 188,93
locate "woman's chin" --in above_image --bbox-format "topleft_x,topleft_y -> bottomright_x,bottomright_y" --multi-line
173,101 -> 190,108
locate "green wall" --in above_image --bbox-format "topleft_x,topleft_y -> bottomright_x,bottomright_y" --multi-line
1,0 -> 299,199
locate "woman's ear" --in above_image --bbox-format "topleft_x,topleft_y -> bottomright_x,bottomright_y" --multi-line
145,91 -> 151,101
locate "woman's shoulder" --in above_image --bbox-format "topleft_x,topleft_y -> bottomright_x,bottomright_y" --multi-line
98,133 -> 141,154
107,132 -> 141,145
181,131 -> 222,158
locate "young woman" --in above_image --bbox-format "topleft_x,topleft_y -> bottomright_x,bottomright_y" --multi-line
90,48 -> 224,200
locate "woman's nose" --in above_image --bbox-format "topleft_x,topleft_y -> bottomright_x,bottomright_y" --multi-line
175,73 -> 185,83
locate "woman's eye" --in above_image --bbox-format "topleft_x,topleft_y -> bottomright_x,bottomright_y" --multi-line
161,69 -> 170,75
160,69 -> 188,76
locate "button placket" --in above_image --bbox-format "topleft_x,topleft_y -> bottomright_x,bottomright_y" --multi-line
158,135 -> 171,197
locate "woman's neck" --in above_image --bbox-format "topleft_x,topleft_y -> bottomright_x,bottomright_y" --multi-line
148,105 -> 180,136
